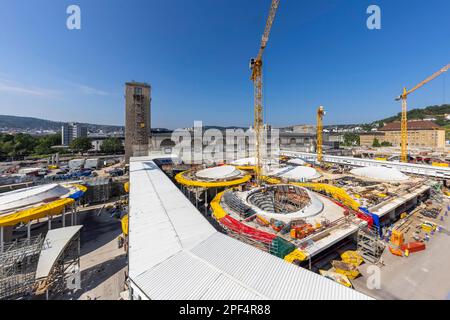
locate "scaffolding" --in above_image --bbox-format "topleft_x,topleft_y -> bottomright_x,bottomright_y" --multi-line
84,178 -> 111,204
0,235 -> 44,300
357,227 -> 385,264
34,230 -> 81,299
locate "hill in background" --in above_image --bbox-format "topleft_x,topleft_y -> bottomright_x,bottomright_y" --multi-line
375,104 -> 450,127
0,115 -> 124,133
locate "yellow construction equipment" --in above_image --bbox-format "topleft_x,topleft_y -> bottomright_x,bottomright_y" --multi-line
341,251 -> 364,267
331,260 -> 360,280
396,63 -> 450,163
250,0 -> 280,184
316,106 -> 325,163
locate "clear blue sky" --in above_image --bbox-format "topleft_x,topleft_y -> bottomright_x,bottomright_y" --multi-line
0,0 -> 449,129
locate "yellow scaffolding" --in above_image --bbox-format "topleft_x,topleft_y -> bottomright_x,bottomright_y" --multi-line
175,171 -> 252,188
0,198 -> 75,227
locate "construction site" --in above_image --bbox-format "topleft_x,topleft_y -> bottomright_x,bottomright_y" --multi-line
125,0 -> 450,300
0,157 -> 130,300
2,0 -> 450,302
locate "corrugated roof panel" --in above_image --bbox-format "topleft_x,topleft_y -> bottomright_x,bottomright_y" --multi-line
129,157 -> 373,300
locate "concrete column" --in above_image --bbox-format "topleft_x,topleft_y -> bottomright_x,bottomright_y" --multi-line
75,202 -> 78,225
1,226 -> 4,254
27,222 -> 31,242
62,207 -> 66,228
195,190 -> 198,209
205,191 -> 208,215
48,215 -> 52,230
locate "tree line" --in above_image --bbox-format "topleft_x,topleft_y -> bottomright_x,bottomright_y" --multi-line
0,133 -> 124,161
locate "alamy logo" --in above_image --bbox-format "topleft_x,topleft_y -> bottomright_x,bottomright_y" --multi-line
66,5 -> 81,30
367,5 -> 381,30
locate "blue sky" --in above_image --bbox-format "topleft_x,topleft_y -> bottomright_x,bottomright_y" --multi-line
0,0 -> 449,129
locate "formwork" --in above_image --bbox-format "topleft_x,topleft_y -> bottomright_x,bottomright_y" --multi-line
83,178 -> 111,204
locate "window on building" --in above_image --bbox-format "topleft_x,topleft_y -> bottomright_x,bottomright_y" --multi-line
134,87 -> 142,95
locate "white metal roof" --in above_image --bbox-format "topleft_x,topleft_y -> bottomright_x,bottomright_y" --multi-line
270,166 -> 321,181
281,150 -> 450,179
0,183 -> 70,213
128,156 -> 372,300
195,165 -> 241,180
350,166 -> 409,182
287,158 -> 306,166
35,226 -> 82,279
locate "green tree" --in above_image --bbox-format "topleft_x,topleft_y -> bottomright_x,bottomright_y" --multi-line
34,134 -> 61,155
372,138 -> 381,147
343,133 -> 360,146
10,133 -> 37,158
380,141 -> 392,147
70,137 -> 92,154
100,137 -> 124,154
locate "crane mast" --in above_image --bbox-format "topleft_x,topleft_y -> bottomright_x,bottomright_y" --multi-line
250,0 -> 280,184
396,63 -> 450,163
316,106 -> 325,163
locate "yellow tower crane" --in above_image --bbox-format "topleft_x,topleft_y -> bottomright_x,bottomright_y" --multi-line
316,106 -> 326,163
250,0 -> 280,184
396,63 -> 450,163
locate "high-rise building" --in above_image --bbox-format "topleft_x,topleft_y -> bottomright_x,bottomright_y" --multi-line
125,82 -> 151,162
62,122 -> 88,146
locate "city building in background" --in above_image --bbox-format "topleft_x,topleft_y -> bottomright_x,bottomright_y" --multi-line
359,132 -> 387,147
61,122 -> 88,146
378,120 -> 446,150
124,82 -> 151,162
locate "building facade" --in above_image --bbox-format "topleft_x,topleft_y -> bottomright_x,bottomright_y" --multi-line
125,82 -> 151,162
359,132 -> 387,147
61,123 -> 88,146
378,120 -> 446,150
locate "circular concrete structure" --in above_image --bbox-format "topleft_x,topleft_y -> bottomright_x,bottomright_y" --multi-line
269,166 -> 321,181
175,165 -> 252,188
245,184 -> 324,223
195,165 -> 241,180
350,166 -> 409,182
287,158 -> 306,166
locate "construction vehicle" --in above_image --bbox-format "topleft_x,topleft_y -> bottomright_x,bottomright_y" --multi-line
396,63 -> 450,163
316,106 -> 326,163
250,0 -> 280,184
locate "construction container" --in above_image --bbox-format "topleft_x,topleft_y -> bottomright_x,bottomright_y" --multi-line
390,229 -> 404,247
85,158 -> 101,170
401,242 -> 426,254
270,237 -> 296,259
68,159 -> 85,170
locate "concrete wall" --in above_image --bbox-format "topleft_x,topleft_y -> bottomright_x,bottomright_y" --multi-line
125,82 -> 151,162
